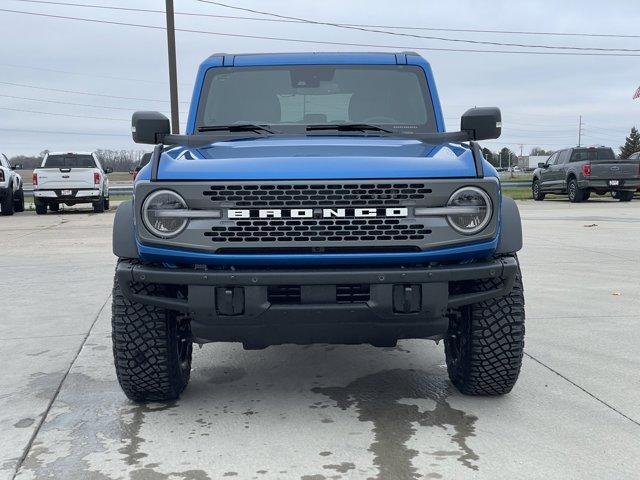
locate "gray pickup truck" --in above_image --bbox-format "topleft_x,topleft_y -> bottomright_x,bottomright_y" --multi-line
532,146 -> 640,202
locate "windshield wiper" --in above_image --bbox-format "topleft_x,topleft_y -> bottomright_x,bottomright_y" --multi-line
306,123 -> 392,134
197,124 -> 276,134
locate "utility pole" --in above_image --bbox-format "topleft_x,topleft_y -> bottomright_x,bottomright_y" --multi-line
577,115 -> 584,147
165,0 -> 179,134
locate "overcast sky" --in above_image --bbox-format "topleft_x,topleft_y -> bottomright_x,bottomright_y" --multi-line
0,0 -> 639,157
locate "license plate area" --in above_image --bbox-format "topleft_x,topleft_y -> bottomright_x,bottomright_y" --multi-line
61,189 -> 73,196
609,180 -> 620,187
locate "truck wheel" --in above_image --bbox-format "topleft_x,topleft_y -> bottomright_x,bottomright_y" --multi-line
93,196 -> 105,213
532,180 -> 545,201
1,188 -> 15,216
35,200 -> 47,215
13,188 -> 25,212
104,197 -> 110,211
615,191 -> 634,202
49,202 -> 60,212
567,178 -> 586,203
112,266 -> 193,402
444,260 -> 525,396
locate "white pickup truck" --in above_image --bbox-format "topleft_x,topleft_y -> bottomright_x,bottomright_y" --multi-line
33,152 -> 111,214
0,153 -> 25,216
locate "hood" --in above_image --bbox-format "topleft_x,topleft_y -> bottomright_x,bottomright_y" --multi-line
154,136 -> 478,181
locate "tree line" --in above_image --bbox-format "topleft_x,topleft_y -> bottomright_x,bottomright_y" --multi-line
7,127 -> 640,171
480,126 -> 640,167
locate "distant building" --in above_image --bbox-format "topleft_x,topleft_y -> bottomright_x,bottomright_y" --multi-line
517,155 -> 550,171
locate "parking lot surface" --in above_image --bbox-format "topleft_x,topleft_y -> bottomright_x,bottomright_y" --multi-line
1,200 -> 639,480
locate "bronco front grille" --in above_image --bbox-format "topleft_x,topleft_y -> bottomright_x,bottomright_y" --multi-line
203,183 -> 432,207
204,218 -> 432,243
134,178 -> 501,254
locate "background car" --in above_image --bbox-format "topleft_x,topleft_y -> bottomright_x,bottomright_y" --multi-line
0,153 -> 24,216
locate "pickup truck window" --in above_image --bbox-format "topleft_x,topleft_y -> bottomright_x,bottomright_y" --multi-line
196,65 -> 436,133
44,154 -> 96,168
558,150 -> 570,164
570,148 -> 615,162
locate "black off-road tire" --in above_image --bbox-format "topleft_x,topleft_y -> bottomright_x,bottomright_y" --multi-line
615,190 -> 634,202
445,259 -> 525,396
1,188 -> 15,216
49,202 -> 60,212
93,196 -> 105,213
35,201 -> 47,215
13,188 -> 25,212
104,197 -> 110,210
532,179 -> 545,201
567,178 -> 586,203
112,265 -> 193,402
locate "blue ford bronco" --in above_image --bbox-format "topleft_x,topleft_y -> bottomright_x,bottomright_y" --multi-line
112,52 -> 524,402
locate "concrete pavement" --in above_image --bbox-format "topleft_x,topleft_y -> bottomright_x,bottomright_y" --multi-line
1,199 -> 639,479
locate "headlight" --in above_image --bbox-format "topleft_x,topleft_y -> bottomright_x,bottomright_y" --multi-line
446,186 -> 492,235
142,190 -> 188,238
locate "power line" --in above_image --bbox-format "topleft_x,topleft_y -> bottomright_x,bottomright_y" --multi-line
0,106 -> 127,121
0,127 -> 129,137
0,80 -> 189,104
0,63 -> 193,88
197,0 -> 640,53
2,7 -> 640,57
0,93 -> 169,112
11,0 -> 640,40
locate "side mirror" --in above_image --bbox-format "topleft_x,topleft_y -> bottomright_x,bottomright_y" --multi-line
538,162 -> 547,168
104,167 -> 113,174
132,111 -> 170,144
460,107 -> 502,141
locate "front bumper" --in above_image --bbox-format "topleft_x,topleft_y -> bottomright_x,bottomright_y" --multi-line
116,256 -> 518,347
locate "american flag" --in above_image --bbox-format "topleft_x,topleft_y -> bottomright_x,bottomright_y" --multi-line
634,86 -> 640,100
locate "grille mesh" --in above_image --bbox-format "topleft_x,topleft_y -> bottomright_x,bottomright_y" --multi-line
204,218 -> 432,243
203,183 -> 432,207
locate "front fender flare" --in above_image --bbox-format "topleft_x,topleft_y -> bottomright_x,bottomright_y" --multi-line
496,195 -> 522,254
113,200 -> 139,259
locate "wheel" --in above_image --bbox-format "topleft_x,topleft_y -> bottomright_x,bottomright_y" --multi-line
615,190 -> 634,202
13,188 -> 25,213
1,189 -> 15,216
93,196 -> 105,213
112,262 -> 193,402
48,202 -> 60,212
611,191 -> 619,200
583,190 -> 591,201
532,180 -> 545,201
445,259 -> 525,396
567,178 -> 586,203
35,200 -> 47,215
104,197 -> 110,211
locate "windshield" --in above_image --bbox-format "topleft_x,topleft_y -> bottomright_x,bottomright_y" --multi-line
195,65 -> 436,133
570,148 -> 615,161
44,154 -> 96,168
